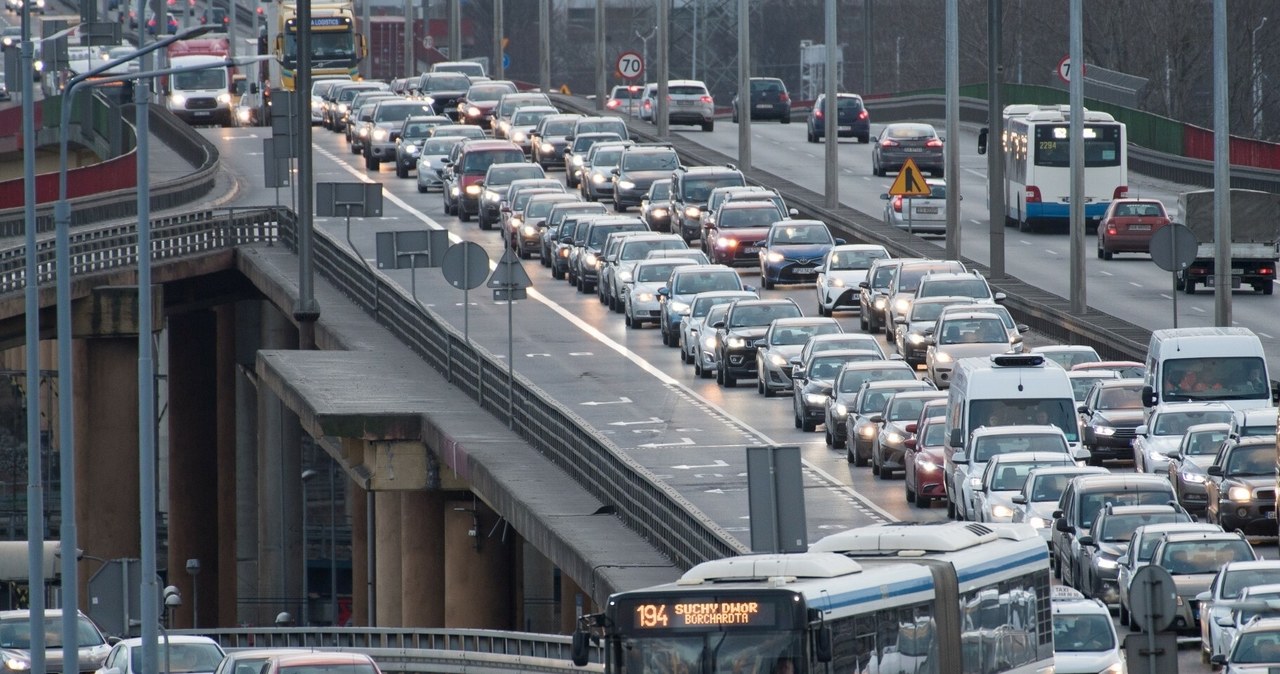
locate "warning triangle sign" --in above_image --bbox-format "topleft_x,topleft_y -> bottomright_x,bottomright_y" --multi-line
888,158 -> 931,197
487,249 -> 533,290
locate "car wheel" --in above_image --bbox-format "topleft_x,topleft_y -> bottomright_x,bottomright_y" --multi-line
723,371 -> 736,387
1102,247 -> 1113,260
624,310 -> 634,328
698,360 -> 713,379
459,209 -> 471,222
807,129 -> 817,143
858,134 -> 869,143
781,114 -> 791,125
845,445 -> 855,463
551,266 -> 563,280
762,274 -> 774,290
417,184 -> 427,194
757,375 -> 765,395
918,493 -> 932,508
365,156 -> 379,171
947,497 -> 956,519
732,111 -> 739,124
715,363 -> 725,385
817,303 -> 827,317
1184,279 -> 1196,294
905,479 -> 916,503
702,121 -> 714,132
519,248 -> 531,260
396,164 -> 408,179
859,310 -> 868,331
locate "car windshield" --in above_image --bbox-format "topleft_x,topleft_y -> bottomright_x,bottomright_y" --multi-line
591,148 -> 624,167
1028,474 -> 1073,503
1097,385 -> 1143,410
432,126 -> 485,139
173,69 -> 225,89
813,336 -> 881,356
1100,513 -> 1183,542
1160,540 -> 1255,574
467,85 -> 511,102
809,355 -> 874,380
572,135 -> 620,152
728,304 -> 801,328
0,616 -> 104,648
910,302 -> 953,322
1229,631 -> 1280,664
424,73 -> 469,90
1153,410 -> 1236,436
838,368 -> 916,393
1223,569 -> 1280,600
402,123 -> 435,138
896,265 -> 957,292
489,166 -> 543,184
1185,430 -> 1227,456
919,279 -> 989,299
691,296 -> 742,318
1071,376 -> 1113,401
131,642 -> 224,673
624,153 -> 680,171
1052,614 -> 1115,652
462,149 -> 524,173
1080,490 -> 1176,530
719,207 -> 783,229
513,109 -> 553,125
577,120 -> 626,135
858,389 -> 899,414
770,323 -> 841,346
705,306 -> 729,327
829,249 -> 887,270
772,224 -> 831,245
1226,445 -> 1274,477
376,104 -> 434,122
682,176 -> 745,202
650,182 -> 672,200
971,434 -> 1066,463
512,192 -> 550,210
1160,356 -> 1270,402
674,273 -> 744,294
921,422 -> 946,447
542,118 -> 577,135
622,240 -> 686,261
869,265 -> 896,290
969,399 -> 1079,441
636,263 -> 686,283
527,198 -> 572,218
937,318 -> 1007,345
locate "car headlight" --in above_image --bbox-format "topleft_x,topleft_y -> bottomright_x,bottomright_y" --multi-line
907,333 -> 925,345
833,402 -> 848,417
358,126 -> 370,137
873,296 -> 888,310
464,184 -> 483,196
559,248 -> 570,257
521,225 -> 538,237
726,336 -> 750,349
885,431 -> 904,445
991,504 -> 1015,519
591,173 -> 605,184
617,270 -> 633,283
669,301 -> 691,314
484,190 -> 501,202
374,128 -> 391,142
636,292 -> 656,303
766,251 -> 785,263
405,143 -> 419,154
497,120 -> 510,133
969,476 -> 982,488
804,393 -> 828,405
1,653 -> 30,671
170,92 -> 187,106
512,131 -> 527,143
236,107 -> 252,123
1094,425 -> 1116,436
450,186 -> 460,196
216,92 -> 231,105
571,155 -> 584,167
830,277 -> 845,287
860,424 -> 878,439
684,206 -> 701,218
703,335 -> 717,349
540,142 -> 555,153
510,215 -> 523,227
717,236 -> 738,248
1228,486 -> 1253,501
1180,471 -> 1206,484
893,297 -> 912,314
466,105 -> 481,117
1100,662 -> 1124,674
652,207 -> 668,218
583,252 -> 598,267
767,353 -> 788,368
1028,516 -> 1048,529
934,351 -> 954,364
617,180 -> 636,190
916,457 -> 941,472
1096,556 -> 1119,570
338,103 -> 349,113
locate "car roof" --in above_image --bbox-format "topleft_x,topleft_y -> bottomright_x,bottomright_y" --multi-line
1033,344 -> 1099,353
988,451 -> 1075,464
861,379 -> 933,391
971,424 -> 1065,438
1132,522 -> 1220,536
921,271 -> 981,282
1228,436 -> 1276,449
809,348 -> 884,359
1151,401 -> 1236,413
1161,531 -> 1248,544
769,317 -> 839,327
1100,504 -> 1181,516
1026,465 -> 1109,479
460,139 -> 523,151
840,360 -> 914,372
681,165 -> 742,174
1239,617 -> 1280,634
1072,473 -> 1177,489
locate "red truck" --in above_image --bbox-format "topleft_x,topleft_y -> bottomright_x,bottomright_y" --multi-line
367,16 -> 405,82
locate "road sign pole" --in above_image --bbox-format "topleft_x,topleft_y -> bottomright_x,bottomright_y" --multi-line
508,294 -> 514,429
907,197 -> 914,235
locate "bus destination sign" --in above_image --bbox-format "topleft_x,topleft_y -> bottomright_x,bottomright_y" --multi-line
622,599 -> 778,630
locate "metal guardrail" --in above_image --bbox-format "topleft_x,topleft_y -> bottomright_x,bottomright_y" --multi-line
172,627 -> 603,673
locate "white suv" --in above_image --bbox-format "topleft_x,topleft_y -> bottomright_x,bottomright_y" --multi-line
666,79 -> 715,132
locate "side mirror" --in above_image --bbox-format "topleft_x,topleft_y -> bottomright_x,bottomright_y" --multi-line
815,625 -> 833,663
858,281 -> 870,289
1077,405 -> 1089,414
1211,655 -> 1227,667
1207,465 -> 1223,477
611,168 -> 620,176
249,83 -> 259,94
977,127 -> 989,155
1072,448 -> 1091,462
1055,518 -> 1072,533
742,285 -> 757,293
894,316 -> 907,325
903,438 -> 916,449
834,238 -> 846,245
657,287 -> 670,297
1011,494 -> 1026,505
905,422 -> 917,434
993,292 -> 1007,302
752,339 -> 766,348
869,414 -> 885,424
1196,591 -> 1213,604
789,356 -> 802,366
571,630 -> 592,667
501,206 -> 511,213
1167,451 -> 1182,460
1017,323 -> 1030,333
788,208 -> 799,217
1141,385 -> 1158,407
711,320 -> 725,329
1216,616 -> 1234,628
1053,510 -> 1063,519
949,428 -> 963,447
953,452 -> 968,464
1078,535 -> 1096,547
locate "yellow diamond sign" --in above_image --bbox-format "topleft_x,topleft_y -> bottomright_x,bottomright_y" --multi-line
888,158 -> 931,197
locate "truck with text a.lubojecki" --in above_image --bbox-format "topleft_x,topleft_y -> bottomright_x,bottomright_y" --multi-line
1178,188 -> 1280,295
164,36 -> 234,127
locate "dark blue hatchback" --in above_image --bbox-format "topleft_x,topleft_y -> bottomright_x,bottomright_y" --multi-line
807,93 -> 870,144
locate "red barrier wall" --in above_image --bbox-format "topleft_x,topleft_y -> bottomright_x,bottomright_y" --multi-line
0,151 -> 139,209
1183,125 -> 1280,171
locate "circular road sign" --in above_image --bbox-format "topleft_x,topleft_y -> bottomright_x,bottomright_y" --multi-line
441,241 -> 490,290
616,51 -> 643,80
1057,55 -> 1086,84
1129,564 -> 1178,634
1148,223 -> 1199,272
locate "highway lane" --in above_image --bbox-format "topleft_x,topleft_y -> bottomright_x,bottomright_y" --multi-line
667,118 -> 1280,372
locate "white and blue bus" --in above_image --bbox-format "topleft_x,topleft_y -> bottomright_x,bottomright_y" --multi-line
573,522 -> 1054,674
985,104 -> 1128,234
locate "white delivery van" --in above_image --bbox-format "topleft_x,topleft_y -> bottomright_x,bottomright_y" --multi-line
945,353 -> 1082,457
166,54 -> 232,127
1141,327 -> 1273,413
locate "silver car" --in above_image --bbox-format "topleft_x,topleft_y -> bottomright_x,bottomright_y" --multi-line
692,303 -> 732,378
0,609 -> 111,674
881,178 -> 949,234
608,235 -> 691,312
815,244 -> 891,316
1010,466 -> 1110,544
680,291 -> 758,368
973,451 -> 1076,523
753,317 -> 843,397
415,136 -> 464,192
1131,402 -> 1235,473
924,311 -> 1016,389
624,259 -> 699,329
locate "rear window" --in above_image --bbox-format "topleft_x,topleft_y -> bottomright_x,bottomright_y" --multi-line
670,85 -> 708,96
612,87 -> 644,100
837,96 -> 864,111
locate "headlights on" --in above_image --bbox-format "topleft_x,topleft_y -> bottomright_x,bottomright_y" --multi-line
1095,556 -> 1119,570
652,207 -> 669,218
583,252 -> 599,268
767,353 -> 788,368
726,337 -> 748,349
464,184 -> 483,196
893,297 -> 912,314
859,425 -> 877,439
934,351 -> 954,363
617,180 -> 636,190
617,270 -> 633,283
1228,486 -> 1253,502
833,403 -> 848,417
990,504 -> 1015,520
521,225 -> 538,237
170,92 -> 187,106
591,173 -> 606,184
803,393 -> 827,406
512,131 -> 527,143
717,237 -> 738,249
873,297 -> 888,310
216,92 -> 231,105
669,301 -> 691,315
969,476 -> 982,489
1028,516 -> 1048,529
766,251 -> 785,263
1094,425 -> 1117,436
702,335 -> 717,349
830,277 -> 845,287
636,292 -> 656,303
372,128 -> 389,142
540,142 -> 555,153
484,190 -> 501,202
684,206 -> 701,218
404,143 -> 419,154
1179,471 -> 1206,484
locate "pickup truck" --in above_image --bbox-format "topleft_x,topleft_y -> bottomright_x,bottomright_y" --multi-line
1178,189 -> 1280,295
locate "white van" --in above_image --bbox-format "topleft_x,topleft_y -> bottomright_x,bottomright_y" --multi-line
945,353 -> 1082,457
1141,327 -> 1272,413
431,60 -> 487,80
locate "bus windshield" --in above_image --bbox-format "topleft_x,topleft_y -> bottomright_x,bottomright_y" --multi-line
968,398 -> 1079,442
621,633 -> 805,674
1033,124 -> 1123,168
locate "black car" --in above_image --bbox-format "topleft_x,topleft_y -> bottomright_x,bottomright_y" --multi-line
564,132 -> 623,189
1077,378 -> 1145,465
732,77 -> 791,123
416,72 -> 472,119
640,179 -> 673,233
671,165 -> 747,243
393,115 -> 450,179
612,145 -> 680,212
530,113 -> 584,169
712,298 -> 802,387
791,349 -> 886,433
807,93 -> 870,144
872,122 -> 945,177
541,203 -> 608,267
1205,436 -> 1279,535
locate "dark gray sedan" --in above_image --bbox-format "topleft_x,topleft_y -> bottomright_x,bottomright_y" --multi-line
872,122 -> 945,177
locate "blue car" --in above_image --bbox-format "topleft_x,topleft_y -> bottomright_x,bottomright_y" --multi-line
755,220 -> 843,290
656,265 -> 753,347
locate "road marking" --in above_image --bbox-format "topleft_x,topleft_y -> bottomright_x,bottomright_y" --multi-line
1260,332 -> 1273,339
313,143 -> 900,523
526,353 -> 551,357
1160,294 -> 1172,300
1099,270 -> 1113,277
608,417 -> 665,427
1192,306 -> 1206,313
639,437 -> 696,448
1020,239 -> 1032,245
1129,282 -> 1142,288
568,351 -> 594,356
1043,249 -> 1057,255
672,460 -> 729,470
581,397 -> 633,406
705,488 -> 747,494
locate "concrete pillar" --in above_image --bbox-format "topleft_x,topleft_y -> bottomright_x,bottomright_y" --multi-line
522,540 -> 557,633
350,478 -> 368,626
256,304 -> 301,625
234,302 -> 262,626
72,336 -> 140,605
168,310 -> 219,630
215,305 -> 237,627
444,498 -> 513,628
374,491 -> 402,626
560,573 -> 592,635
400,490 -> 445,627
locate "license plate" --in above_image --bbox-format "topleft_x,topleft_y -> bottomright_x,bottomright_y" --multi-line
1206,276 -> 1243,288
1268,511 -> 1276,519
838,125 -> 852,131
194,111 -> 211,117
755,103 -> 770,109
915,207 -> 938,214
678,100 -> 696,106
794,267 -> 817,275
1129,224 -> 1151,231
904,147 -> 923,153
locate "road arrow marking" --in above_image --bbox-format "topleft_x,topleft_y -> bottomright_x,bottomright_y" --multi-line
639,437 -> 695,448
581,397 -> 633,406
608,417 -> 664,426
705,488 -> 747,494
671,459 -> 728,470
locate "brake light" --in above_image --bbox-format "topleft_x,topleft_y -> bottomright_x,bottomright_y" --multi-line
778,92 -> 789,102
1190,265 -> 1210,275
1113,186 -> 1129,199
1262,266 -> 1275,276
606,99 -> 620,109
925,138 -> 944,148
1106,224 -> 1118,235
892,195 -> 903,213
700,95 -> 713,104
880,138 -> 900,148
1025,186 -> 1042,203
857,109 -> 869,121
814,109 -> 823,119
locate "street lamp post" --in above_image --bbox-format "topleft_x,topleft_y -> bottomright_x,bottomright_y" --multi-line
1253,17 -> 1267,137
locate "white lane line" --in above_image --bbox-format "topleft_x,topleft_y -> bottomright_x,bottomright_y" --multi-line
1260,332 -> 1274,339
970,219 -> 982,226
1129,282 -> 1142,288
1160,294 -> 1172,300
1099,270 -> 1113,277
314,144 -> 899,523
1192,306 -> 1206,313
1043,249 -> 1057,255
1020,240 -> 1032,245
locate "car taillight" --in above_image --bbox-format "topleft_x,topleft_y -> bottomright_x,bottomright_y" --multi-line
925,138 -> 944,148
880,139 -> 900,148
1190,265 -> 1210,275
892,195 -> 903,213
1106,224 -> 1118,235
1262,266 -> 1275,276
814,109 -> 823,119
1113,186 -> 1129,199
858,109 -> 869,120
606,99 -> 620,109
778,92 -> 789,102
699,95 -> 713,104
1025,186 -> 1042,203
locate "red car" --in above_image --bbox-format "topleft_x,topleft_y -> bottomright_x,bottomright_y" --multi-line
904,415 -> 948,508
1096,198 -> 1170,259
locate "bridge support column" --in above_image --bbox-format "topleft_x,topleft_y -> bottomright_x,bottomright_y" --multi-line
560,573 -> 592,635
167,310 -> 220,629
374,491 -> 403,626
444,498 -> 513,628
520,541 -> 557,633
215,304 -> 237,627
400,490 -> 445,627
256,304 -> 302,626
351,478 -> 368,626
234,302 -> 262,627
72,336 -> 140,603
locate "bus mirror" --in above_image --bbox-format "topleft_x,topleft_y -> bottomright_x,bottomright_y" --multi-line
815,626 -> 833,663
571,630 -> 591,667
977,127 -> 988,155
1141,385 -> 1157,407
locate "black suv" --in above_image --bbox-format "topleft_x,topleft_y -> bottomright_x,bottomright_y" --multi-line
1052,473 -> 1178,588
1205,436 -> 1278,534
1076,378 -> 1145,465
1075,503 -> 1189,603
806,93 -> 870,144
612,145 -> 681,212
416,72 -> 473,119
530,113 -> 584,169
732,77 -> 791,123
671,165 -> 747,243
712,298 -> 802,387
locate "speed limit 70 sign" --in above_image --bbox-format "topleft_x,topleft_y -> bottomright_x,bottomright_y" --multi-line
616,51 -> 644,80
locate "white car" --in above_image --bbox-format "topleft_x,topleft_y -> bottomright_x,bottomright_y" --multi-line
1032,344 -> 1102,369
814,244 -> 890,316
1051,587 -> 1125,674
1213,616 -> 1280,673
623,259 -> 698,329
96,635 -> 225,674
882,178 -> 949,234
947,424 -> 1081,522
665,79 -> 715,132
1215,584 -> 1280,664
415,136 -> 464,193
691,303 -> 730,378
1131,401 -> 1235,473
973,451 -> 1076,523
1198,561 -> 1280,663
1117,521 -> 1224,628
680,291 -> 758,368
1010,466 -> 1110,545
